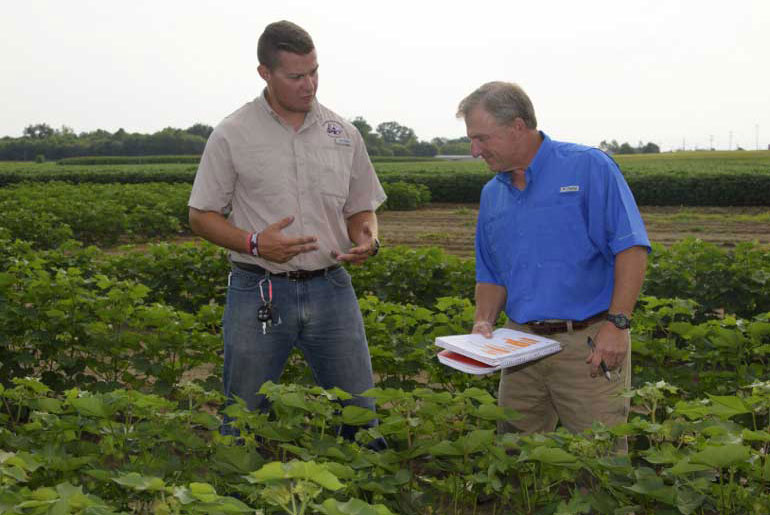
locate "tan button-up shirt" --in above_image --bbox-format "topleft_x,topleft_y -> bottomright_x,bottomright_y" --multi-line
189,93 -> 386,273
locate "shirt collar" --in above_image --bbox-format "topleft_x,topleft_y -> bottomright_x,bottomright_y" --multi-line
256,89 -> 320,131
526,131 -> 551,181
494,130 -> 551,187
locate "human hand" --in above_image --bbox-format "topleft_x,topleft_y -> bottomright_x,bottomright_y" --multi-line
471,320 -> 494,338
585,323 -> 628,377
257,216 -> 319,263
332,221 -> 377,266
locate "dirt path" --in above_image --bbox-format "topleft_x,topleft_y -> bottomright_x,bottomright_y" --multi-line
107,204 -> 770,258
377,204 -> 770,257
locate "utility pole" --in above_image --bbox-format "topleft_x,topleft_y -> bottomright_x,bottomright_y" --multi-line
709,134 -> 714,151
729,131 -> 733,151
756,124 -> 760,151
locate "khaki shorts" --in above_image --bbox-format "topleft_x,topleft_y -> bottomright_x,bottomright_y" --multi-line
498,319 -> 631,449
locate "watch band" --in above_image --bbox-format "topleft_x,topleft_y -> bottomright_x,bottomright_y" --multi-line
606,312 -> 631,330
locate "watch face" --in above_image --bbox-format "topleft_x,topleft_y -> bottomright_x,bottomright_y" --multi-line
608,313 -> 631,329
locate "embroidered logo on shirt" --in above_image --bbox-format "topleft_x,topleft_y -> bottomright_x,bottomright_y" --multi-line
324,121 -> 344,137
559,185 -> 580,193
335,137 -> 352,146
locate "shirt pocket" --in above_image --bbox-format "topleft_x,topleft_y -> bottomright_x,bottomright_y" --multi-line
236,146 -> 290,196
315,145 -> 353,199
532,203 -> 594,264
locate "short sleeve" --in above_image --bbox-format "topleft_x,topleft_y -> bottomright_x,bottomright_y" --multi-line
343,128 -> 386,216
188,129 -> 237,213
474,188 -> 504,286
585,152 -> 651,257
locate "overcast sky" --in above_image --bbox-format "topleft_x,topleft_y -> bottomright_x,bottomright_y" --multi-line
2,0 -> 768,151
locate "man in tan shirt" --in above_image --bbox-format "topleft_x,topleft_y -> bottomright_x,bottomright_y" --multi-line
188,20 -> 386,442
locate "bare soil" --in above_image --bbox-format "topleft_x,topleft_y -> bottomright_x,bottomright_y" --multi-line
377,204 -> 770,257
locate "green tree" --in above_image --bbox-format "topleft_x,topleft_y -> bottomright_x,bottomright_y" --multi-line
23,123 -> 55,139
352,116 -> 372,137
185,123 -> 213,139
408,141 -> 438,157
376,121 -> 416,145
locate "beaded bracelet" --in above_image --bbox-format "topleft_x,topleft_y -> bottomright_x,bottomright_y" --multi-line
248,232 -> 260,257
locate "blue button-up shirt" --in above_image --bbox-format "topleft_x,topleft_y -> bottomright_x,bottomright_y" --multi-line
475,132 -> 650,323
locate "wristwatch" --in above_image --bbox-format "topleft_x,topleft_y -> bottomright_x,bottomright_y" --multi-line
370,237 -> 381,257
606,313 -> 631,330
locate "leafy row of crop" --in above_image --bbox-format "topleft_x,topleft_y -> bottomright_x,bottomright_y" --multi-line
0,182 -> 189,247
0,181 -> 444,249
2,375 -> 770,513
58,155 -> 201,165
3,234 -> 770,512
100,238 -> 770,321
3,236 -> 770,398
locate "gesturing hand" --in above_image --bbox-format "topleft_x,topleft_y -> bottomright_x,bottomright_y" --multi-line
258,216 -> 319,263
332,221 -> 377,266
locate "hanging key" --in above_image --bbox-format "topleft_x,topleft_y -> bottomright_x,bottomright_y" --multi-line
257,303 -> 273,335
257,274 -> 274,335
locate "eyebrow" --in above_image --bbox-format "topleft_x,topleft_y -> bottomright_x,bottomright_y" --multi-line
287,65 -> 319,77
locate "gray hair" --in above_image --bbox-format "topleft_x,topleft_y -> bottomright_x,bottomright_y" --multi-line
456,81 -> 537,129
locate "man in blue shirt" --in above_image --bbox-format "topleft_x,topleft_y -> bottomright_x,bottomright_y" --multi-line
457,82 -> 650,450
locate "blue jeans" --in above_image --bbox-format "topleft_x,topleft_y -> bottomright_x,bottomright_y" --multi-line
222,264 -> 376,436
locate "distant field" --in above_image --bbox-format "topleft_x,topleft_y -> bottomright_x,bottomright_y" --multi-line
2,149 -> 770,177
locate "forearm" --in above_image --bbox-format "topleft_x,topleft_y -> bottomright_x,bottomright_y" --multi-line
609,245 -> 648,315
474,282 -> 507,324
346,210 -> 378,245
188,207 -> 249,254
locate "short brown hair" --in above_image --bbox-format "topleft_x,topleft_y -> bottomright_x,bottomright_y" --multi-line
257,20 -> 315,70
456,81 -> 537,129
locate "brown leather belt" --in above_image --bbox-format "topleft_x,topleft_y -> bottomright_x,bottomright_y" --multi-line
525,311 -> 608,335
232,261 -> 341,281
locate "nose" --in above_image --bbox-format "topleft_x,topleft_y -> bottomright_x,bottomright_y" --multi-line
470,140 -> 482,158
301,75 -> 315,92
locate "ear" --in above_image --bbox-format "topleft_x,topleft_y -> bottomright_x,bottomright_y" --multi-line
257,64 -> 270,82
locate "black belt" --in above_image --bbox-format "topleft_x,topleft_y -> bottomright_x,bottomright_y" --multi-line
232,261 -> 341,281
525,311 -> 608,335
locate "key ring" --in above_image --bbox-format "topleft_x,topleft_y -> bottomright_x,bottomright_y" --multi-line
258,273 -> 272,304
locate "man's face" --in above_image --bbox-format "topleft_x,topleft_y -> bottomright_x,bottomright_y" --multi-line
465,107 -> 521,172
259,49 -> 319,114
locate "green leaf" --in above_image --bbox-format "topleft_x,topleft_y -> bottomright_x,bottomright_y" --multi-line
742,429 -> 770,442
706,394 -> 751,419
667,458 -> 712,476
112,472 -> 166,491
522,446 -> 579,467
690,444 -> 751,468
248,461 -> 343,491
341,405 -> 378,426
315,497 -> 396,515
69,396 -> 110,418
189,482 -> 219,503
428,440 -> 462,456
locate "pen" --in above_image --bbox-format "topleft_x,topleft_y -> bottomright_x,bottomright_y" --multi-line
586,336 -> 611,381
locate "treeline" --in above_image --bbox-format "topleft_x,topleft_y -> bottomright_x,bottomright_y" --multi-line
352,117 -> 470,157
0,123 -> 212,161
600,139 -> 660,154
0,120 -> 472,161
